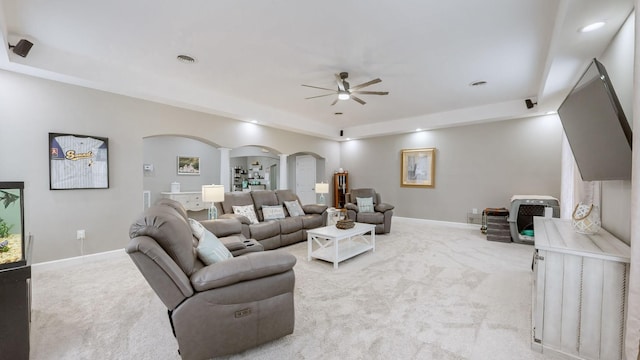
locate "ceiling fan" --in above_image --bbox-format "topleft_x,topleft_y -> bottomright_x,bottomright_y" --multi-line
302,72 -> 389,105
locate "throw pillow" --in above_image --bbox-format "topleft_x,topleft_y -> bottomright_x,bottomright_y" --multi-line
188,218 -> 206,240
232,204 -> 259,224
196,229 -> 233,265
357,197 -> 374,213
284,200 -> 305,217
262,205 -> 286,220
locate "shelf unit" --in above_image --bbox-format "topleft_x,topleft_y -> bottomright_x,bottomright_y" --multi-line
333,172 -> 348,209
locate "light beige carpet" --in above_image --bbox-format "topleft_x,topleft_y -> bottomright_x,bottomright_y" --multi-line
30,218 -> 557,360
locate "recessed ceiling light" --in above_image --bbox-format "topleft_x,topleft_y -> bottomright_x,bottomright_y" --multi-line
469,80 -> 487,87
579,21 -> 606,33
177,54 -> 197,63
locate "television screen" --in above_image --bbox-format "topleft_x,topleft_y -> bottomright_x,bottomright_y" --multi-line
557,58 -> 632,181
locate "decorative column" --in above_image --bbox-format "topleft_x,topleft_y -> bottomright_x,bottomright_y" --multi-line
624,5 -> 640,359
219,148 -> 231,193
279,154 -> 288,190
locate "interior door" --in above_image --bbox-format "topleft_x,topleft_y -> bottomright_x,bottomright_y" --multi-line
295,155 -> 316,204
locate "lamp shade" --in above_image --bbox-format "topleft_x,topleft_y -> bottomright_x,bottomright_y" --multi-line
202,184 -> 225,203
315,183 -> 329,194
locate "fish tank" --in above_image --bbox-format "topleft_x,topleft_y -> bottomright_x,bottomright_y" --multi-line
0,182 -> 26,270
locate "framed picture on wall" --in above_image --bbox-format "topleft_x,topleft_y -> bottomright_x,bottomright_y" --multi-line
177,156 -> 200,175
49,132 -> 109,190
401,148 -> 435,188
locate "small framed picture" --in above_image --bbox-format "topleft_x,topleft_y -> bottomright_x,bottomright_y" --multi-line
401,148 -> 435,188
177,156 -> 200,175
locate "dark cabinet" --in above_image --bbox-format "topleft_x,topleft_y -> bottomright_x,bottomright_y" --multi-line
0,265 -> 31,359
333,172 -> 348,209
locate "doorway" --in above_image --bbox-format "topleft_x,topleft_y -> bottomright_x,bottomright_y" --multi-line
295,155 -> 316,204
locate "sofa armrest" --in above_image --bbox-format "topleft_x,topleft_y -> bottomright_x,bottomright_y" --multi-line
200,218 -> 242,237
375,203 -> 395,212
219,235 -> 248,252
190,250 -> 296,292
302,204 -> 328,214
219,213 -> 251,225
345,203 -> 359,212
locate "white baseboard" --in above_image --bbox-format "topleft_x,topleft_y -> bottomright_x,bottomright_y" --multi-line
32,248 -> 126,271
394,216 -> 481,230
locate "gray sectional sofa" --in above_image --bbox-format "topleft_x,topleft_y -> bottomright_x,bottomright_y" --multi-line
216,189 -> 328,250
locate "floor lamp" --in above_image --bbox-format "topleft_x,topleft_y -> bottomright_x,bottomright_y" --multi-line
202,184 -> 225,220
315,182 -> 329,205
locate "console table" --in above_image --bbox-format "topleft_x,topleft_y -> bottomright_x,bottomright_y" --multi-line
161,191 -> 210,212
532,217 -> 629,360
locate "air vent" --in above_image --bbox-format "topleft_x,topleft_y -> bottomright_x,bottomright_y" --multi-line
469,80 -> 487,87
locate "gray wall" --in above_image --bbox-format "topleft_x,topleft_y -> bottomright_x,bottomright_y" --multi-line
0,69 -> 340,263
595,12 -> 634,242
341,115 -> 564,222
143,135 -> 221,205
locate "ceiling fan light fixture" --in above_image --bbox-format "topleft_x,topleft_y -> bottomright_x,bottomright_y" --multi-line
338,91 -> 350,100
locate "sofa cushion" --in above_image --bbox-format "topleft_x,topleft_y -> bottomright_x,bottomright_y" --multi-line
350,188 -> 377,205
279,216 -> 303,234
233,205 -> 259,225
263,205 -> 286,220
284,200 -> 305,216
221,192 -> 254,214
250,221 -> 281,241
251,190 -> 279,221
357,211 -> 384,224
356,197 -> 375,213
189,218 -> 206,239
196,229 -> 233,265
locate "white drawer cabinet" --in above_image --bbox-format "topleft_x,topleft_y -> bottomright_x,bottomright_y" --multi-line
161,192 -> 210,212
532,217 -> 629,360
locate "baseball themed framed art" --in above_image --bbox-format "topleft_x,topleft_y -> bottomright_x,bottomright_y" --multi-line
49,133 -> 109,190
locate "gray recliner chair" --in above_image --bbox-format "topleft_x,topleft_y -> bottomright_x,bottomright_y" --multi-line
345,188 -> 394,234
126,199 -> 296,360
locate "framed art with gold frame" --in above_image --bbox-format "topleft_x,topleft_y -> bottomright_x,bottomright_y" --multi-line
401,148 -> 435,187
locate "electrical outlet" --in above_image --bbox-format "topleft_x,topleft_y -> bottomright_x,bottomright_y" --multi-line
472,208 -> 478,214
77,229 -> 85,240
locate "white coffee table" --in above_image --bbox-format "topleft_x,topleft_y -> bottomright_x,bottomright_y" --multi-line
307,222 -> 376,269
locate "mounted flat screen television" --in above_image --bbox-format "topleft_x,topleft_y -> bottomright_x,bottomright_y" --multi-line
557,58 -> 632,181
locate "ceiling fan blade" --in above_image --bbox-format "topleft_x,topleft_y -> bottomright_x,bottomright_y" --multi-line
302,84 -> 338,92
351,78 -> 381,90
351,95 -> 366,105
335,73 -> 346,91
352,91 -> 389,95
330,98 -> 339,106
305,93 -> 336,99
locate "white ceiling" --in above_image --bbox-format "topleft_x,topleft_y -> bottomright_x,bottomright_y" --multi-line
0,0 -> 634,140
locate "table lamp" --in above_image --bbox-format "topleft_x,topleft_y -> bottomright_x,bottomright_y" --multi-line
202,184 -> 225,220
315,182 -> 329,205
